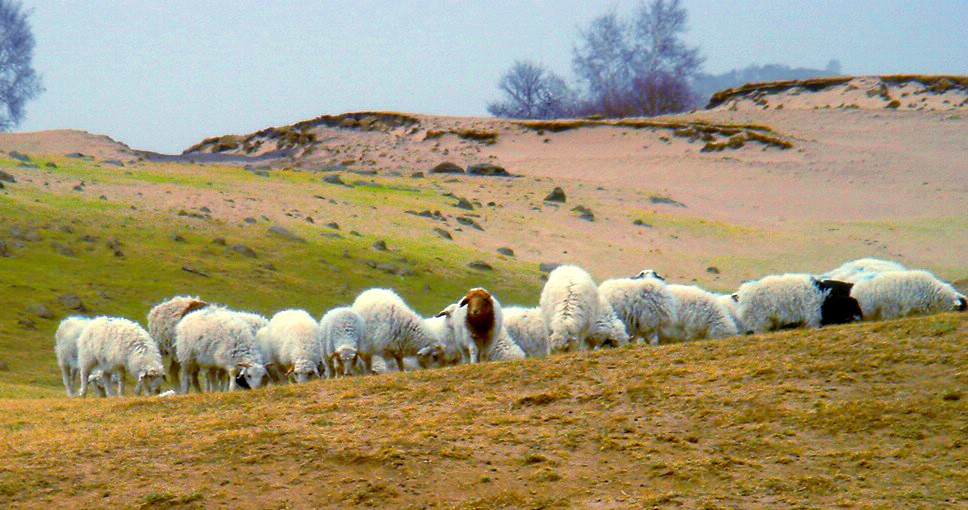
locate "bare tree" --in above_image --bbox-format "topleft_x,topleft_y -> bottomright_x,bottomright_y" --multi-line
572,0 -> 701,117
0,0 -> 43,131
571,11 -> 636,117
487,61 -> 576,119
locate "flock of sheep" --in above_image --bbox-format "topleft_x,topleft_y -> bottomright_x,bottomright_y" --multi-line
53,257 -> 966,398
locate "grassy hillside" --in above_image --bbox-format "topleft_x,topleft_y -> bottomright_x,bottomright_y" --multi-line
0,314 -> 964,508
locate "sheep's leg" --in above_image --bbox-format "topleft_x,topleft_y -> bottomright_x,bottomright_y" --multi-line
190,369 -> 203,393
362,354 -> 374,374
470,343 -> 481,364
102,372 -> 116,397
179,364 -> 192,394
393,355 -> 406,372
648,332 -> 659,346
78,366 -> 90,398
60,365 -> 74,397
167,358 -> 181,389
116,370 -> 126,397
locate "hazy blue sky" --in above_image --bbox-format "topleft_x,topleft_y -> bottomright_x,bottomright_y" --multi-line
18,0 -> 968,153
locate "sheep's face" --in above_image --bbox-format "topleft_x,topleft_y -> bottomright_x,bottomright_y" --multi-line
632,269 -> 665,281
955,296 -> 967,312
88,371 -> 109,397
549,333 -> 577,354
816,279 -> 863,326
416,343 -> 447,369
459,288 -> 496,339
331,346 -> 360,377
138,368 -> 166,395
237,363 -> 268,389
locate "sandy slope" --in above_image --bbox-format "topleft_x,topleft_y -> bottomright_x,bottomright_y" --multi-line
1,77 -> 965,288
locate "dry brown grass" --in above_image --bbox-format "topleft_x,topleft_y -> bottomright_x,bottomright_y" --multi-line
0,314 -> 965,508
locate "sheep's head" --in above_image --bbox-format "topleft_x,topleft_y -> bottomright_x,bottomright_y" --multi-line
287,360 -> 320,383
88,371 -> 109,397
549,333 -> 578,354
632,269 -> 665,281
138,368 -> 166,395
955,295 -> 967,312
330,346 -> 361,377
416,343 -> 446,369
459,288 -> 496,340
236,362 -> 269,389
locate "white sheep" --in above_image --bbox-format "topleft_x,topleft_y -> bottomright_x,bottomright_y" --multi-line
86,369 -> 119,398
734,273 -> 827,334
319,307 -> 366,378
599,270 -> 675,345
146,296 -> 209,385
661,284 -> 738,342
175,307 -> 270,393
448,288 -> 504,363
850,270 -> 967,321
540,265 -> 602,354
717,293 -> 745,333
484,327 -> 527,361
351,288 -> 442,372
822,257 -> 906,283
502,306 -> 549,358
258,309 -> 322,383
416,303 -> 523,366
54,316 -> 91,397
585,299 -> 631,349
76,317 -> 166,397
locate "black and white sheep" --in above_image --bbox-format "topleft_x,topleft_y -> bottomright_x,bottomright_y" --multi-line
735,273 -> 862,334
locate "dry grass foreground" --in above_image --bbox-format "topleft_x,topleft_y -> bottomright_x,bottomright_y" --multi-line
0,313 -> 965,509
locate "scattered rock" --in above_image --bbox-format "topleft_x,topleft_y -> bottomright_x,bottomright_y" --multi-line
371,240 -> 389,251
0,170 -> 15,183
65,152 -> 87,159
259,262 -> 277,271
325,222 -> 340,230
27,303 -> 54,319
706,266 -> 720,274
230,244 -> 258,258
18,162 -> 38,169
244,217 -> 257,224
497,247 -> 515,257
649,195 -> 686,208
59,294 -> 86,311
45,162 -> 57,168
578,211 -> 595,221
18,318 -> 36,330
0,239 -> 8,257
455,216 -> 484,231
350,231 -> 362,237
323,174 -> 349,186
539,263 -> 561,273
50,242 -> 76,257
170,234 -> 186,243
434,228 -> 453,240
72,183 -> 85,192
544,187 -> 566,203
182,265 -> 210,277
0,360 -> 8,371
410,171 -> 425,179
455,197 -> 474,210
211,237 -> 227,246
321,232 -> 343,239
268,226 -> 307,243
467,163 -> 510,177
305,216 -> 315,224
79,234 -> 98,243
8,151 -> 29,162
633,219 -> 652,228
430,162 -> 464,174
468,260 -> 494,271
101,159 -> 125,167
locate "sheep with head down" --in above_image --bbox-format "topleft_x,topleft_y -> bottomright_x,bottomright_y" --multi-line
76,316 -> 166,397
147,296 -> 209,386
598,269 -> 675,345
319,307 -> 367,377
850,270 -> 966,321
175,307 -> 271,393
540,265 -> 601,354
258,309 -> 322,384
352,288 -> 442,372
734,273 -> 862,334
55,316 -> 92,397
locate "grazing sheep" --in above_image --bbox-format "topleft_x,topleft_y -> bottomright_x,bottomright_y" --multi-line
585,300 -> 631,349
259,310 -> 322,383
850,270 -> 967,321
484,327 -> 527,361
717,293 -> 745,333
415,304 -> 464,369
599,270 -> 675,345
540,265 -> 602,354
822,258 -> 906,283
817,279 -> 864,326
449,288 -> 504,363
660,284 -> 738,342
502,306 -> 549,358
146,296 -> 209,386
735,273 -> 863,334
175,308 -> 270,393
87,369 -> 119,398
319,307 -> 366,378
352,288 -> 442,372
76,317 -> 166,397
55,316 -> 91,397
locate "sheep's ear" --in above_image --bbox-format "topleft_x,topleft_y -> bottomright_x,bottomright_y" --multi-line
179,300 -> 208,318
459,296 -> 469,307
435,309 -> 451,318
286,366 -> 294,375
730,293 -> 739,302
653,271 -> 665,281
264,362 -> 275,368
237,362 -> 252,368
